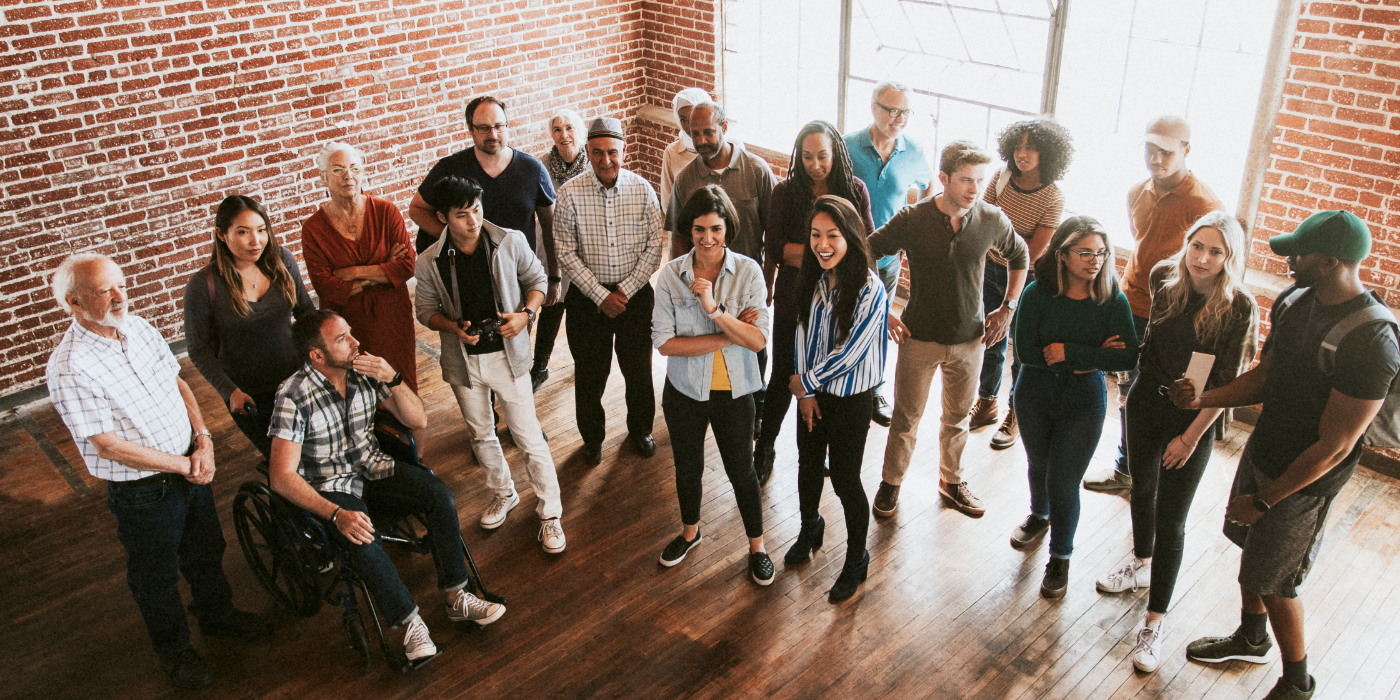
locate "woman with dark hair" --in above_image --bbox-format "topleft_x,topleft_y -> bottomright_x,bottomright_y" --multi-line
973,117 -> 1076,450
184,195 -> 315,456
1094,211 -> 1258,673
652,184 -> 774,585
754,120 -> 876,484
1010,215 -> 1139,599
784,195 -> 888,603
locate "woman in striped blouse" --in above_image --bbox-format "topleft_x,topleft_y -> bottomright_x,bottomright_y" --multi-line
784,195 -> 889,603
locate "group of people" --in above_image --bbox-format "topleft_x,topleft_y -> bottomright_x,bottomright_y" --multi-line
41,80 -> 1399,700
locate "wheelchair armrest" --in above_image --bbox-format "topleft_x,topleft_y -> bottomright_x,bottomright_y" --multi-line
374,411 -> 421,466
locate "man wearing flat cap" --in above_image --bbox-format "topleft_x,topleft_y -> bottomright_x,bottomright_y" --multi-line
554,116 -> 666,465
1086,115 -> 1226,492
1167,209 -> 1399,699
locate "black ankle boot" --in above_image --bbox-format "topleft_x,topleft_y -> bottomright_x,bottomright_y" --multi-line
828,549 -> 870,602
753,441 -> 776,487
784,515 -> 825,566
1041,557 -> 1070,599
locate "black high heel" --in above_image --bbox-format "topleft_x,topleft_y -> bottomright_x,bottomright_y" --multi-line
784,515 -> 825,566
828,549 -> 869,602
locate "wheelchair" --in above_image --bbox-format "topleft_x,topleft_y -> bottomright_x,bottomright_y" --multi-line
231,413 -> 506,671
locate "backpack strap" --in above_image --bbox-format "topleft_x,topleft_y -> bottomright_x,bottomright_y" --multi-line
1318,291 -> 1397,374
995,167 -> 1011,200
1271,285 -> 1307,326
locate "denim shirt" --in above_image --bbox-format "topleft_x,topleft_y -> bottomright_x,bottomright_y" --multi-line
652,248 -> 770,401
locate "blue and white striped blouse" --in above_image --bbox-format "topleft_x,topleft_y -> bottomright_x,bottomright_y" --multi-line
795,269 -> 889,397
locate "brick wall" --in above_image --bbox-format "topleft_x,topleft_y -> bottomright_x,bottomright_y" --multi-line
0,0 -> 650,395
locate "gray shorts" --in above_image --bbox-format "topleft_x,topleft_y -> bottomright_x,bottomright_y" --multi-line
1224,445 -> 1336,598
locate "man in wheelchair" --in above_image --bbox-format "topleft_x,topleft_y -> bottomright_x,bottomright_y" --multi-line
268,309 -> 505,664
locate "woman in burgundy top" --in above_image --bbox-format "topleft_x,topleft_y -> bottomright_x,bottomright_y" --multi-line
753,120 -> 875,485
300,141 -> 419,391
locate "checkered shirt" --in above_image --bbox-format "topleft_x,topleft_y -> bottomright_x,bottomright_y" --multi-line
555,167 -> 665,305
46,316 -> 193,482
269,362 -> 394,498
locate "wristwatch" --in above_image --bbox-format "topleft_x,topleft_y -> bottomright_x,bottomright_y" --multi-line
194,429 -> 211,441
524,307 -> 537,329
708,302 -> 726,320
1002,298 -> 1019,311
548,275 -> 562,283
1251,494 -> 1271,514
386,371 -> 404,388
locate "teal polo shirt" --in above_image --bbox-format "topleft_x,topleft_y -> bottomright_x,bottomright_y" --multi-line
844,127 -> 933,268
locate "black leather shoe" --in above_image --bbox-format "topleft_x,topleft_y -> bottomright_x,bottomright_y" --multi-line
530,367 -> 549,393
784,515 -> 825,566
630,433 -> 657,458
872,392 -> 892,427
828,549 -> 870,602
581,442 -> 603,466
160,647 -> 213,690
199,609 -> 273,640
753,442 -> 775,487
1041,557 -> 1070,599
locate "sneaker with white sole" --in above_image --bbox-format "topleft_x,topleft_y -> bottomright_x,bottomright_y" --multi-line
402,614 -> 438,661
539,518 -> 566,554
1131,619 -> 1165,673
1097,558 -> 1151,593
480,491 -> 519,530
447,590 -> 505,625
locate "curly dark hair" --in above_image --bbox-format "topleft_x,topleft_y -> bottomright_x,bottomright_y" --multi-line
996,118 -> 1075,185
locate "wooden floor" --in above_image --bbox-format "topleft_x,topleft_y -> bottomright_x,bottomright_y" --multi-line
5,309 -> 1400,700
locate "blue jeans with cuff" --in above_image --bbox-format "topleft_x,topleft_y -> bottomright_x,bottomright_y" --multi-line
1015,366 -> 1107,559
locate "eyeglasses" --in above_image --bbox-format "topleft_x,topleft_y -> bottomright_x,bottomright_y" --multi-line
1071,250 -> 1111,262
472,122 -> 509,134
875,102 -> 912,120
328,165 -> 363,178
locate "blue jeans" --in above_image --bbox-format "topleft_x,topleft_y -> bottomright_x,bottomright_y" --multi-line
107,478 -> 236,657
977,260 -> 1013,398
1015,366 -> 1107,559
321,462 -> 470,627
1112,314 -> 1152,473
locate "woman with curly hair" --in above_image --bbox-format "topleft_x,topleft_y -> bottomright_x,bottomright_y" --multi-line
971,118 -> 1076,450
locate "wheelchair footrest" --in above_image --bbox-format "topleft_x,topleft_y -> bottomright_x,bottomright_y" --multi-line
393,646 -> 443,674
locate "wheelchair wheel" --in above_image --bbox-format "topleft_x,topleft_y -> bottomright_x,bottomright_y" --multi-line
343,608 -> 372,668
232,482 -> 322,617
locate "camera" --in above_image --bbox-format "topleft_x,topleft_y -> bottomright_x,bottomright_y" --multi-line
460,318 -> 503,343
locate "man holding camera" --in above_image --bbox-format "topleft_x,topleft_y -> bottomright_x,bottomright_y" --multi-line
414,175 -> 566,554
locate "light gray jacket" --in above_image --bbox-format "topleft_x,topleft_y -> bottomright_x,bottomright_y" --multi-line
414,221 -> 547,388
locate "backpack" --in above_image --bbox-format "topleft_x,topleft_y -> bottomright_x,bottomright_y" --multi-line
1273,286 -> 1400,448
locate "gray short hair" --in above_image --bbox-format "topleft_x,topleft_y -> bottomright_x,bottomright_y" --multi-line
550,108 -> 587,137
314,141 -> 365,173
51,253 -> 115,309
872,80 -> 911,104
689,101 -> 727,126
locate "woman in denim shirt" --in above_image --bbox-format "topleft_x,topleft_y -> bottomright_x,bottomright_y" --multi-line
652,185 -> 775,586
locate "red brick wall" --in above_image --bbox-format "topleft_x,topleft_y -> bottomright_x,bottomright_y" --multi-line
0,0 -> 648,395
1252,0 -> 1400,306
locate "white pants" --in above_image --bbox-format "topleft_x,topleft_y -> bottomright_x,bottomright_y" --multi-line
450,351 -> 562,519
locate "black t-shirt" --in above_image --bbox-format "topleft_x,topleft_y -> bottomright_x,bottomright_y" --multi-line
417,147 -> 555,249
435,236 -> 504,355
1139,290 -> 1208,389
1250,286 -> 1400,496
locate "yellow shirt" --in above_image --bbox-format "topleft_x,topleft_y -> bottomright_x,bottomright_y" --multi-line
710,350 -> 731,391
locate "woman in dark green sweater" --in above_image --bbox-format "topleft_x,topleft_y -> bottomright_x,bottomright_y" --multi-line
1010,215 -> 1140,598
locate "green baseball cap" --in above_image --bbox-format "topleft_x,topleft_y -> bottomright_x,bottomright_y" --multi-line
1268,210 -> 1371,262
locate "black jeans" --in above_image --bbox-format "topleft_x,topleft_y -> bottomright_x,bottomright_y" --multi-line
320,461 -> 470,627
107,478 -> 236,656
797,389 -> 873,566
229,389 -> 277,458
756,313 -> 797,448
662,382 -> 764,538
1113,313 -> 1152,473
564,284 -> 656,445
533,300 -> 566,371
1125,379 -> 1216,614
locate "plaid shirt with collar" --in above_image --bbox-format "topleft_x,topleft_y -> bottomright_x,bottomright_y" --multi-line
269,361 -> 394,498
554,167 -> 665,305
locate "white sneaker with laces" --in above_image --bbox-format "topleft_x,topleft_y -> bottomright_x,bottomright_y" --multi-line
480,491 -> 519,530
402,614 -> 437,661
447,590 -> 505,625
1131,619 -> 1165,673
539,518 -> 566,554
1097,558 -> 1151,593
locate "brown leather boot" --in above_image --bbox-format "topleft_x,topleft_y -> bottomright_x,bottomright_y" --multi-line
968,396 -> 999,429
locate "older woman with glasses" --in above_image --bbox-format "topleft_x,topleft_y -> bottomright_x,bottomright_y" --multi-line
300,141 -> 419,391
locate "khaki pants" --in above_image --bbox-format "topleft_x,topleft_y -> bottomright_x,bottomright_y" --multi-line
882,336 -> 984,485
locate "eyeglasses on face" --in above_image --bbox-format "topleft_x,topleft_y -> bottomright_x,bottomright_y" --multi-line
472,122 -> 509,134
1071,250 -> 1111,262
329,165 -> 364,178
874,102 -> 912,119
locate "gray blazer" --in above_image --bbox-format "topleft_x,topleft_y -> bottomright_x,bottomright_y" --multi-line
414,221 -> 547,387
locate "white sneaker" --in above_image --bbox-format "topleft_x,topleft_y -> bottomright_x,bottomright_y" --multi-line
480,491 -> 519,530
539,518 -> 566,554
447,590 -> 505,626
1131,619 -> 1165,673
402,614 -> 437,661
1097,558 -> 1151,593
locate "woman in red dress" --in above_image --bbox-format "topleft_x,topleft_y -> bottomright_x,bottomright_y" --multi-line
300,141 -> 419,391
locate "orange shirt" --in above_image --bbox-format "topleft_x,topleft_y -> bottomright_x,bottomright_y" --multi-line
1122,172 -> 1223,318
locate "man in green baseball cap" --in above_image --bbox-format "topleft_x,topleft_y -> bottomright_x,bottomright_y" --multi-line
1167,206 -> 1398,700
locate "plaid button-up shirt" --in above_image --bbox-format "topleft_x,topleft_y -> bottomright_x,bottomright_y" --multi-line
555,167 -> 665,305
47,315 -> 193,482
269,362 -> 394,497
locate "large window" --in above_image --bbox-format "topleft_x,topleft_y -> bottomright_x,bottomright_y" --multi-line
723,0 -> 1280,245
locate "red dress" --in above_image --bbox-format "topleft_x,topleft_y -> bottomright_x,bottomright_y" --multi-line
300,195 -> 420,392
